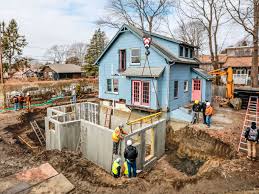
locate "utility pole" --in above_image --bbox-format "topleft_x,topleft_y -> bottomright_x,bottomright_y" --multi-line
0,22 -> 3,84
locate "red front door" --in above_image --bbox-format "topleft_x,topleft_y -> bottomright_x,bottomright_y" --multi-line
132,81 -> 141,105
192,79 -> 202,101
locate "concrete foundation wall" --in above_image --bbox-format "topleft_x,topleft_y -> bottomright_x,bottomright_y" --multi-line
46,102 -> 167,173
45,118 -> 61,150
59,121 -> 81,150
125,119 -> 166,170
81,120 -> 114,172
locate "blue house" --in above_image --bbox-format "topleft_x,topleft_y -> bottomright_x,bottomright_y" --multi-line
95,24 -> 212,116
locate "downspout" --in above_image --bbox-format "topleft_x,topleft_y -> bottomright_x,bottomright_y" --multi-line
165,59 -> 175,121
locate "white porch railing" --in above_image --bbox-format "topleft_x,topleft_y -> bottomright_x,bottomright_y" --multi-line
221,74 -> 250,85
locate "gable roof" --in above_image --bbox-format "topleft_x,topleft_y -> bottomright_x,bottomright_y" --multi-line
95,24 -> 199,65
22,69 -> 36,75
192,68 -> 213,80
44,64 -> 83,73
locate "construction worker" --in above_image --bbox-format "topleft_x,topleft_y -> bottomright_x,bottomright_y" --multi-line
191,100 -> 201,124
26,93 -> 32,112
112,124 -> 127,155
18,94 -> 25,110
205,102 -> 213,128
243,122 -> 259,161
124,139 -> 138,178
201,100 -> 208,124
13,95 -> 19,111
71,88 -> 76,104
121,161 -> 129,177
112,158 -> 122,178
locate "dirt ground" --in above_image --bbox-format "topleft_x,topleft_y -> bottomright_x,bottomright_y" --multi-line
0,104 -> 259,194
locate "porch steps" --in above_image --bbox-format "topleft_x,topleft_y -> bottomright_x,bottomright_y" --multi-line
238,96 -> 259,153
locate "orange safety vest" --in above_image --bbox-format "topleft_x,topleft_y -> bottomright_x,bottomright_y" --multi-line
112,127 -> 121,143
205,106 -> 213,116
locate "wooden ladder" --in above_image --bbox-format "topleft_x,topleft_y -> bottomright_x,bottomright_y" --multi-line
30,121 -> 46,146
104,107 -> 112,128
238,96 -> 259,153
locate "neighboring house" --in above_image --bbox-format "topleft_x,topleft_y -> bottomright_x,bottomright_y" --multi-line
200,46 -> 259,85
41,63 -> 83,80
199,54 -> 227,72
95,24 -> 212,116
223,46 -> 257,75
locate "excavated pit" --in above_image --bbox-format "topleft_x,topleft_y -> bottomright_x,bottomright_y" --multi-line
165,125 -> 237,176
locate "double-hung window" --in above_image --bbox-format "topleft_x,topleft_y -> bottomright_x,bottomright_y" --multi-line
107,79 -> 119,93
184,80 -> 189,92
119,49 -> 126,72
185,47 -> 189,58
174,81 -> 179,98
131,48 -> 141,64
179,46 -> 184,57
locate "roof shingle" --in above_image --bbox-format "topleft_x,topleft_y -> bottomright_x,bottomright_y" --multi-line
46,64 -> 83,73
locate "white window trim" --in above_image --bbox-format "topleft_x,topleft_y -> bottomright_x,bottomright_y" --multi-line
106,78 -> 119,94
179,45 -> 184,57
184,80 -> 189,92
130,48 -> 141,65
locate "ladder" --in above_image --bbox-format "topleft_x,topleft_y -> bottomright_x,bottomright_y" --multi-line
30,121 -> 46,146
104,107 -> 112,128
238,96 -> 259,152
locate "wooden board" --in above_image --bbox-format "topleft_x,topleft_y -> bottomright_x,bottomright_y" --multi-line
20,173 -> 74,194
0,163 -> 58,193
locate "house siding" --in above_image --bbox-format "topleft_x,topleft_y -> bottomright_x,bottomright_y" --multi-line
157,66 -> 170,110
191,72 -> 212,102
152,36 -> 179,56
99,30 -> 167,110
169,64 -> 192,111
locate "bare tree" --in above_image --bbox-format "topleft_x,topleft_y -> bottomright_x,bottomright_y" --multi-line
179,0 -> 226,74
67,42 -> 87,65
174,18 -> 206,55
97,0 -> 175,32
224,0 -> 259,87
45,45 -> 70,63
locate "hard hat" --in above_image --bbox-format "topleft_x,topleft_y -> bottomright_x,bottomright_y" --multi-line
119,123 -> 124,129
127,139 -> 132,146
194,100 -> 199,104
27,92 -> 30,96
115,158 -> 121,164
206,102 -> 211,106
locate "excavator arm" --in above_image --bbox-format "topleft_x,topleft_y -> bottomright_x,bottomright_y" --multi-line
208,67 -> 234,99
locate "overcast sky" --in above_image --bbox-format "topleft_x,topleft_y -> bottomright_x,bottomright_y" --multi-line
0,0 -> 247,61
0,0 -> 112,61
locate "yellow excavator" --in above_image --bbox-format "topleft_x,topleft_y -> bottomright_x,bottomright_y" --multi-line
209,67 -> 241,110
209,67 -> 234,99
